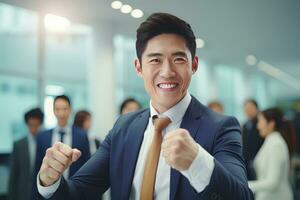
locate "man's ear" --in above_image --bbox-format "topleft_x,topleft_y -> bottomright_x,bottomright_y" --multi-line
192,56 -> 199,74
134,58 -> 143,78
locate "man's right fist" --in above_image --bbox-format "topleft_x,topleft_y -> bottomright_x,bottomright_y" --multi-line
39,142 -> 82,186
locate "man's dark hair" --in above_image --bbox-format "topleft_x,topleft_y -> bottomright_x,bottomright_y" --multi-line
120,98 -> 141,114
244,99 -> 259,109
24,108 -> 44,124
54,95 -> 71,107
136,13 -> 196,62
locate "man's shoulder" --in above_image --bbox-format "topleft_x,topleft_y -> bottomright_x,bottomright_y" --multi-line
190,96 -> 236,125
72,126 -> 87,135
114,108 -> 149,129
13,136 -> 28,149
36,129 -> 53,141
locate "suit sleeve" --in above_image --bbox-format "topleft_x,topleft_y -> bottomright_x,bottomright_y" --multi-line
7,142 -> 19,200
38,130 -> 113,200
198,117 -> 254,200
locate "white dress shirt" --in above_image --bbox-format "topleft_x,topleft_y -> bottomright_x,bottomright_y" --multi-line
38,93 -> 215,199
27,133 -> 36,171
248,131 -> 293,200
130,92 -> 214,199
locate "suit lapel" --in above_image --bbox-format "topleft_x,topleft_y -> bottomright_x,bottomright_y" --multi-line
121,110 -> 150,199
22,138 -> 31,174
170,97 -> 203,200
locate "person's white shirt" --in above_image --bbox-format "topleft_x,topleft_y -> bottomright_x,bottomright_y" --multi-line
27,133 -> 36,171
38,93 -> 215,199
248,131 -> 293,200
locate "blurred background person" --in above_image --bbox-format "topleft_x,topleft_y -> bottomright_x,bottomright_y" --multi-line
242,99 -> 264,180
8,108 -> 44,200
0,1 -> 300,199
35,95 -> 90,180
248,108 -> 297,200
119,98 -> 141,115
73,110 -> 101,155
208,101 -> 224,114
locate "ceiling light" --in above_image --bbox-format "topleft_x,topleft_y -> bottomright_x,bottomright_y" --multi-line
196,38 -> 205,48
111,1 -> 123,9
131,9 -> 143,18
245,54 -> 257,66
44,14 -> 70,32
120,4 -> 132,14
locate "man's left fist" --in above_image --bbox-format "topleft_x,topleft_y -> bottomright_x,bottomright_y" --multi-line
161,128 -> 199,171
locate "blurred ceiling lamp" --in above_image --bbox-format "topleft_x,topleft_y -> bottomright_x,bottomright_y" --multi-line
120,4 -> 132,14
196,38 -> 205,49
44,14 -> 70,32
245,54 -> 257,66
257,61 -> 300,89
111,1 -> 123,9
131,9 -> 143,18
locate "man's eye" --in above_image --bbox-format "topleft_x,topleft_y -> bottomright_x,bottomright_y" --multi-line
174,57 -> 186,63
150,58 -> 160,64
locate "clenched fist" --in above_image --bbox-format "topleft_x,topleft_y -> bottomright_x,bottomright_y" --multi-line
161,128 -> 199,171
39,142 -> 81,186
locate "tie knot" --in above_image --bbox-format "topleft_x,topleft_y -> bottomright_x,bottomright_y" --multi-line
59,130 -> 65,136
154,117 -> 171,132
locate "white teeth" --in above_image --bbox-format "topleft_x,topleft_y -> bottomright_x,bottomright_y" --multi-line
158,83 -> 177,89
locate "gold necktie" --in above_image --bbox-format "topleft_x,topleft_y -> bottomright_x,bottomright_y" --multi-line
140,117 -> 171,200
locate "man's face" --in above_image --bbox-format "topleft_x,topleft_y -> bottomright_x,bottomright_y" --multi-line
134,34 -> 198,113
27,118 -> 42,136
53,99 -> 71,127
244,102 -> 258,120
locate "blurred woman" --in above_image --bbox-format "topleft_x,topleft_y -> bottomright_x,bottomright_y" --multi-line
73,110 -> 101,155
248,107 -> 297,200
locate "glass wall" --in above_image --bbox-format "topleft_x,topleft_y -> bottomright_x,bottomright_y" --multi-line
114,34 -> 149,111
0,3 -> 92,196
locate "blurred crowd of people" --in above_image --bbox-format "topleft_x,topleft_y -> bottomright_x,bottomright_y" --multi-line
7,94 -> 299,200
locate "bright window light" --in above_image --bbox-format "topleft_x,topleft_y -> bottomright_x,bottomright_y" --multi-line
120,4 -> 132,14
131,9 -> 143,18
44,14 -> 70,32
46,85 -> 65,96
111,1 -> 123,9
44,96 -> 57,128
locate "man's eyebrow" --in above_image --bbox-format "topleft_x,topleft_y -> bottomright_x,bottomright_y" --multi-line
172,51 -> 188,57
145,53 -> 163,57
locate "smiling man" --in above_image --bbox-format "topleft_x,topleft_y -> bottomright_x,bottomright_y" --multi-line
36,13 -> 254,200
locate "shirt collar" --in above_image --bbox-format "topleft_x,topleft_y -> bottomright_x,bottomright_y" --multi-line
54,126 -> 71,134
27,133 -> 36,142
149,92 -> 191,124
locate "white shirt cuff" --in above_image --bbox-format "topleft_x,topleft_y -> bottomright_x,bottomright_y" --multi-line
180,144 -> 215,193
37,173 -> 61,199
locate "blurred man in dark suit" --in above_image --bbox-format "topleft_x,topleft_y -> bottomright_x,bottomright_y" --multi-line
8,108 -> 44,200
242,99 -> 264,180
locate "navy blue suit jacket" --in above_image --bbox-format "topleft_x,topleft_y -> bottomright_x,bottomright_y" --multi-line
38,97 -> 254,200
35,126 -> 91,178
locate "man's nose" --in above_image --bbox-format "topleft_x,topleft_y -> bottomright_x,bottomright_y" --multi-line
159,60 -> 176,78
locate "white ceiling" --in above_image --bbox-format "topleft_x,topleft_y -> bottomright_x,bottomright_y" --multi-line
2,0 -> 300,77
